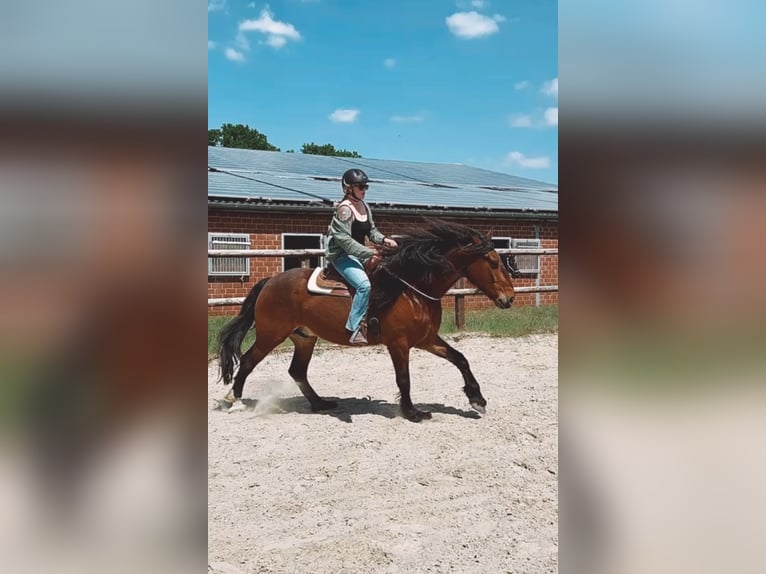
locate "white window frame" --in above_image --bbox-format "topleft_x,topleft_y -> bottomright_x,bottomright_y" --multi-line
511,238 -> 541,274
281,233 -> 325,272
208,232 -> 251,277
492,236 -> 541,275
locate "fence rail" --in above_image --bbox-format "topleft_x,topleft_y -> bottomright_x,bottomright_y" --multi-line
208,248 -> 559,257
208,248 -> 558,329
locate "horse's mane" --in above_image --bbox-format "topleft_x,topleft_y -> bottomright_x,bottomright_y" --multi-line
370,218 -> 493,314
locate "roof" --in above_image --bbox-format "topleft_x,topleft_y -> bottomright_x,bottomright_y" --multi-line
208,146 -> 558,214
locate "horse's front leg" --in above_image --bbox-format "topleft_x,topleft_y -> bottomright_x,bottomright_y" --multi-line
417,335 -> 487,414
387,342 -> 432,422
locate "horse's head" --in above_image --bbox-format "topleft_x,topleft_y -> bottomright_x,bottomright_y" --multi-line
378,219 -> 516,309
461,247 -> 516,309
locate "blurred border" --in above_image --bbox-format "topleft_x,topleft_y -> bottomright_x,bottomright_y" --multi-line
561,2 -> 766,573
0,2 -> 208,573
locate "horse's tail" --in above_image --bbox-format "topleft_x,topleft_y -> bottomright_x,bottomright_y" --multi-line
218,277 -> 270,385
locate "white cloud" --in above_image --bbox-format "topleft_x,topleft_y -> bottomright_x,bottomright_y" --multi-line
544,107 -> 558,126
492,14 -> 506,22
208,40 -> 216,50
506,151 -> 550,169
239,9 -> 302,49
225,48 -> 245,62
445,11 -> 504,39
266,35 -> 287,48
509,114 -> 533,128
384,58 -> 396,68
390,115 -> 424,123
208,0 -> 226,12
514,80 -> 529,90
329,109 -> 359,123
542,77 -> 558,98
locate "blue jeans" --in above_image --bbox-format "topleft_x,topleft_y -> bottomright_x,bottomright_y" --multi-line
331,254 -> 371,332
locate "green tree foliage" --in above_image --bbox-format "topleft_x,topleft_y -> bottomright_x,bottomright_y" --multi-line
216,123 -> 280,151
301,142 -> 361,158
208,129 -> 222,146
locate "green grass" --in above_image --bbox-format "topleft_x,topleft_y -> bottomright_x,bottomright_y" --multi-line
439,304 -> 558,338
208,305 -> 557,356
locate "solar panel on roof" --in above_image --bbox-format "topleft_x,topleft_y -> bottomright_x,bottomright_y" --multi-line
208,146 -> 558,212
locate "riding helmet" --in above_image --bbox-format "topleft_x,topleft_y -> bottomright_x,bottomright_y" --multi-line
342,168 -> 369,188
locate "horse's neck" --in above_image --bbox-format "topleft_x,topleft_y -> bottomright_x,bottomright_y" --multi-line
424,269 -> 463,298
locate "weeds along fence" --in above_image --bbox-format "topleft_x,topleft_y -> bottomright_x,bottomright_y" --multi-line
208,248 -> 558,330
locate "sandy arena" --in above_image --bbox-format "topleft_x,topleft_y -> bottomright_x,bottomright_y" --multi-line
208,333 -> 558,574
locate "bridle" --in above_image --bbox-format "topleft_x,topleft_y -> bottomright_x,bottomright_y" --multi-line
379,265 -> 441,301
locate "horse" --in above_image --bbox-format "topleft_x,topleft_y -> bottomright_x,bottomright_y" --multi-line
217,219 -> 515,422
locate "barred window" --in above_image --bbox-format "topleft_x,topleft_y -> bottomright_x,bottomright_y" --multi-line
492,237 -> 541,275
511,238 -> 541,274
208,233 -> 250,277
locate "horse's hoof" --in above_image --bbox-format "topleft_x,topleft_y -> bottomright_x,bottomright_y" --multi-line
227,399 -> 247,413
214,399 -> 233,411
470,401 -> 486,414
403,409 -> 432,422
310,399 -> 338,412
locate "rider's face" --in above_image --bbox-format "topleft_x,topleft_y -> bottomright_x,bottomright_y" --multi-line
351,183 -> 368,199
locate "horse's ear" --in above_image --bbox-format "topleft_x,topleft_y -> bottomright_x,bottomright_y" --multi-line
486,228 -> 494,240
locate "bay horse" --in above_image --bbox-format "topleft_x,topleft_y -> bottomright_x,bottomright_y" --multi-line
217,219 -> 515,422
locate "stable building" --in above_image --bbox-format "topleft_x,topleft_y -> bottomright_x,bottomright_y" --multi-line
208,146 -> 558,316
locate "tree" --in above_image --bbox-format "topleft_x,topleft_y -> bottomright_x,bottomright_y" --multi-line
208,129 -> 222,146
217,123 -> 280,151
301,142 -> 361,158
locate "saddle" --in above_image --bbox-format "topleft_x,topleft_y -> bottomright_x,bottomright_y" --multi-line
307,266 -> 352,297
306,255 -> 382,298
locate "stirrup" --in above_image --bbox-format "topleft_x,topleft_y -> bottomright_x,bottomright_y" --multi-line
349,324 -> 367,345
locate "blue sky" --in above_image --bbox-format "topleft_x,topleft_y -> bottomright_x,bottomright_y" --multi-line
209,0 -> 557,184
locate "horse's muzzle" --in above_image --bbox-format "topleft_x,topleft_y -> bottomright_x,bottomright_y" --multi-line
495,294 -> 514,309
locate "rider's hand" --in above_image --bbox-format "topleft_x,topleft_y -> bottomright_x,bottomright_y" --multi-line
383,237 -> 398,248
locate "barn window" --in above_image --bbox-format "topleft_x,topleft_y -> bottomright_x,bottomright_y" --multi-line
282,234 -> 324,271
208,233 -> 251,277
492,237 -> 541,275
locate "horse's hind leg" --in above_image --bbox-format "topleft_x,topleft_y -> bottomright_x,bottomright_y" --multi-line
417,335 -> 487,414
287,332 -> 337,411
223,335 -> 285,409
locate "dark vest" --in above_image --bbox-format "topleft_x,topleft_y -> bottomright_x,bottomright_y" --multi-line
351,218 -> 371,244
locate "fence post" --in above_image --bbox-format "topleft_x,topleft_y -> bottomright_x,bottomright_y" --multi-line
454,295 -> 466,330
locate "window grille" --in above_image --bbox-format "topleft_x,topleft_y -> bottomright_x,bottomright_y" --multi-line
511,238 -> 541,274
492,237 -> 541,275
208,233 -> 250,276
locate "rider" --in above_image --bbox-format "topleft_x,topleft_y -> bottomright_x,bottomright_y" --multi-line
325,168 -> 398,344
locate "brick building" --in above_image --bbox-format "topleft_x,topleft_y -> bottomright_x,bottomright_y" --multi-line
208,146 -> 558,316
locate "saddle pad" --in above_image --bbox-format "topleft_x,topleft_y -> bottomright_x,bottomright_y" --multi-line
307,268 -> 350,297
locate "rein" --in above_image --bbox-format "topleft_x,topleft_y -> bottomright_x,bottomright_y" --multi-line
379,265 -> 441,302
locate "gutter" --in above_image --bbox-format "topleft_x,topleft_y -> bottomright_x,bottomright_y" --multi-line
208,200 -> 559,221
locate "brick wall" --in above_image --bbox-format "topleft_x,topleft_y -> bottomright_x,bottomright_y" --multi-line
208,208 -> 558,316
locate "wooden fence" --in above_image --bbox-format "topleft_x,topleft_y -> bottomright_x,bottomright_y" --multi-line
208,248 -> 558,330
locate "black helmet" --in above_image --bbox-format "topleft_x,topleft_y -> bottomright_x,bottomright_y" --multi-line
342,168 -> 369,188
